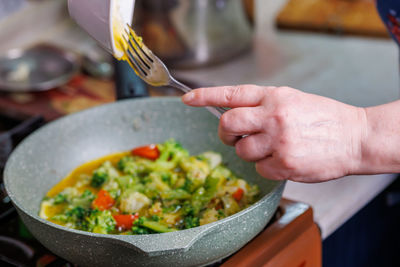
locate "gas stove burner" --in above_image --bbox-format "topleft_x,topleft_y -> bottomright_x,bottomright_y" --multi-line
0,235 -> 34,266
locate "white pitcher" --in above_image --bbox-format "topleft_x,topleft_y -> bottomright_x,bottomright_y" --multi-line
67,0 -> 135,59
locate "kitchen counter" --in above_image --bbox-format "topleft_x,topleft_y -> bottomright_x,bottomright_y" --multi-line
1,0 -> 399,240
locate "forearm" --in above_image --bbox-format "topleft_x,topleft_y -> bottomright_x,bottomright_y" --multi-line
359,100 -> 400,174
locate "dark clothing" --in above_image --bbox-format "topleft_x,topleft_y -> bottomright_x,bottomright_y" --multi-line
377,0 -> 400,45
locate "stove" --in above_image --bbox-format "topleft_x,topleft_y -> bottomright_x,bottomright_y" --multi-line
0,84 -> 322,266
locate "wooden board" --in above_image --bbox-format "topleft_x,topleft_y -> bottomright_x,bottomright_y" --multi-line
276,0 -> 389,38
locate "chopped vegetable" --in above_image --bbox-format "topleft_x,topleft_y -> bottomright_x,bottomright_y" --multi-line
183,216 -> 200,229
232,188 -> 244,202
91,171 -> 107,188
71,190 -> 95,209
135,217 -> 177,233
90,161 -> 119,188
131,144 -> 160,160
113,213 -> 139,230
92,190 -> 115,211
53,193 -> 68,205
201,151 -> 222,169
131,226 -> 152,235
221,195 -> 240,216
40,140 -> 260,235
87,210 -> 116,234
161,189 -> 191,200
200,208 -> 219,226
180,157 -> 210,192
119,191 -> 151,213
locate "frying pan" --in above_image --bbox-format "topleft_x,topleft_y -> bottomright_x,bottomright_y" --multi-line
4,97 -> 285,267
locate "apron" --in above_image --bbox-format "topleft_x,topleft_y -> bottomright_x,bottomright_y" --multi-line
377,0 -> 400,45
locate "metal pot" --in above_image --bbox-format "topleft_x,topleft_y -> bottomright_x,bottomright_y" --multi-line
4,98 -> 284,267
133,0 -> 253,68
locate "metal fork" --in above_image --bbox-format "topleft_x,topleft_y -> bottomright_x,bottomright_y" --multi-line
122,25 -> 226,118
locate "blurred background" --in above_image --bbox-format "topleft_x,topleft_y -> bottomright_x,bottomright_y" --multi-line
0,0 -> 397,121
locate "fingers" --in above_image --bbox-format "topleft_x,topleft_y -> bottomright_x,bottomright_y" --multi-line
235,133 -> 272,162
182,85 -> 271,108
218,107 -> 265,146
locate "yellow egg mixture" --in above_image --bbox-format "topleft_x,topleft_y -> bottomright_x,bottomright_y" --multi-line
39,140 -> 260,235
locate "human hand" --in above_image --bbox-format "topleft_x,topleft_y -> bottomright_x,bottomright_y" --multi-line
182,85 -> 367,183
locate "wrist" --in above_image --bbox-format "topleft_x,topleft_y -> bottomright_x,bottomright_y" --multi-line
356,104 -> 400,174
352,107 -> 369,174
347,106 -> 369,175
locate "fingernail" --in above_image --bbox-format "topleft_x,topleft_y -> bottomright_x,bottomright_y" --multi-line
182,92 -> 194,103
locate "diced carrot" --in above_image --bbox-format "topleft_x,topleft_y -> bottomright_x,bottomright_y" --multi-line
92,190 -> 115,211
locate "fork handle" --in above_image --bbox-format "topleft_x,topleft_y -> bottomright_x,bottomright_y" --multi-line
170,78 -> 227,119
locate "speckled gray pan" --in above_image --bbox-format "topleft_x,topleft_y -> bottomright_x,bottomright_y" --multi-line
4,97 -> 285,267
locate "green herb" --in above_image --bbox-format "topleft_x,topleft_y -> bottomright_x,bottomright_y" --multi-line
53,193 -> 67,205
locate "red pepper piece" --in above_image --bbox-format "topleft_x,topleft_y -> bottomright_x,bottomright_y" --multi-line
113,213 -> 139,230
232,188 -> 244,202
92,189 -> 115,211
131,144 -> 160,160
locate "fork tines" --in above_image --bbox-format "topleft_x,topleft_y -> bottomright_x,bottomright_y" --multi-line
122,25 -> 154,78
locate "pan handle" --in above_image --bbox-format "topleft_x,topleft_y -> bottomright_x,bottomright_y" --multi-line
106,223 -> 219,257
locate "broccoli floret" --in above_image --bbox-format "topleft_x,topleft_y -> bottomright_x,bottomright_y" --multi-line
91,171 -> 108,188
71,190 -> 95,209
134,216 -> 147,226
182,201 -> 195,216
52,206 -> 88,227
183,216 -> 199,229
117,156 -> 150,176
51,188 -> 79,204
115,175 -> 136,189
117,156 -> 134,172
90,161 -> 119,188
131,226 -> 152,235
53,193 -> 68,205
56,206 -> 88,229
86,209 -> 116,234
66,206 -> 86,221
155,140 -> 189,170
